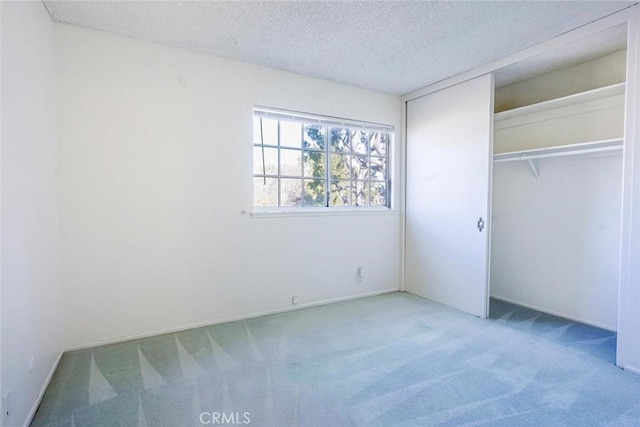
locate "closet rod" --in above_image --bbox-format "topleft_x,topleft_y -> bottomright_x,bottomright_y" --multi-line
493,145 -> 622,163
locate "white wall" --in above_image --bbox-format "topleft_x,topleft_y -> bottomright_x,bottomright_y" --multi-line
54,25 -> 402,349
1,2 -> 64,426
491,155 -> 622,329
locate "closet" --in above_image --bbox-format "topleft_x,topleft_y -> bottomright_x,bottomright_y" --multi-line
405,23 -> 630,331
490,42 -> 626,330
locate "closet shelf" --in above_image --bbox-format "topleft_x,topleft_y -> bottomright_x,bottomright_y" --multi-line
494,82 -> 626,122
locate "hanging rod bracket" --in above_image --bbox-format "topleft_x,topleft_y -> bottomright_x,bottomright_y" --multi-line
521,154 -> 540,179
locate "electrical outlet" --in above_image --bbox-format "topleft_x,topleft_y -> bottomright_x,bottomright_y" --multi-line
357,266 -> 364,282
3,389 -> 11,422
292,296 -> 299,305
29,356 -> 35,373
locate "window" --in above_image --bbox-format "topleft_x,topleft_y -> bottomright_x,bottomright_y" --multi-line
253,108 -> 392,209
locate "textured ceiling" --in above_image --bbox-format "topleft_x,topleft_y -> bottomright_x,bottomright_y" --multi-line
44,1 -> 636,95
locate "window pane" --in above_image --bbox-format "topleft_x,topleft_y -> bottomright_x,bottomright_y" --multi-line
330,180 -> 351,206
351,130 -> 369,155
330,153 -> 351,179
370,132 -> 388,156
351,156 -> 369,180
330,128 -> 350,152
254,117 -> 278,146
303,179 -> 326,206
253,109 -> 392,210
371,181 -> 388,206
303,151 -> 325,178
352,181 -> 369,207
280,120 -> 302,148
304,125 -> 325,150
253,146 -> 278,175
280,149 -> 302,176
280,178 -> 303,206
254,177 -> 278,207
370,156 -> 387,180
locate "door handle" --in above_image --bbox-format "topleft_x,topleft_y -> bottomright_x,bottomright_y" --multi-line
477,217 -> 485,232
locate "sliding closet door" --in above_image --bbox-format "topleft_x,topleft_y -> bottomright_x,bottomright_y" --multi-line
405,74 -> 494,318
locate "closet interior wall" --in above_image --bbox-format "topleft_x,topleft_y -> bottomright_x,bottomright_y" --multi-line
490,50 -> 626,330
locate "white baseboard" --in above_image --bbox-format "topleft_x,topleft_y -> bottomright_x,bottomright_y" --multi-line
490,295 -> 617,332
620,364 -> 640,376
65,288 -> 400,351
24,350 -> 63,427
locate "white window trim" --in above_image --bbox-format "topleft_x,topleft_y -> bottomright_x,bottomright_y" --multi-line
251,206 -> 398,219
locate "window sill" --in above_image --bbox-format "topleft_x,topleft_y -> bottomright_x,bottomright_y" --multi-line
250,207 -> 397,219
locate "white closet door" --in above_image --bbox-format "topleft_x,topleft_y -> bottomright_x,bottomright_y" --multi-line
405,74 -> 494,318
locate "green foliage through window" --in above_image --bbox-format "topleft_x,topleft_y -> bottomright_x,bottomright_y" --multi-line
253,109 -> 392,208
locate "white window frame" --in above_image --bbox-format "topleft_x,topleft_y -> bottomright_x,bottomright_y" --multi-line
252,107 -> 393,216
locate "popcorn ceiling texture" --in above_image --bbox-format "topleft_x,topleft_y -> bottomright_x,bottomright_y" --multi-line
43,1 -> 634,95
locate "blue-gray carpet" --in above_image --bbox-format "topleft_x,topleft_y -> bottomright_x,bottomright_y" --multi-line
31,293 -> 640,426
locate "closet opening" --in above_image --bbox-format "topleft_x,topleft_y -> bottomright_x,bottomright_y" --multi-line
488,24 -> 628,363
